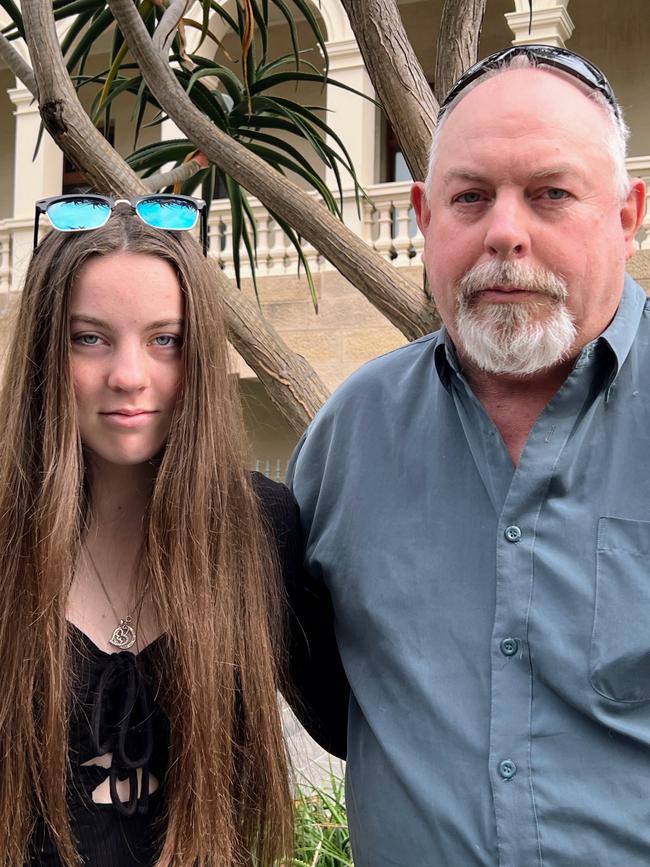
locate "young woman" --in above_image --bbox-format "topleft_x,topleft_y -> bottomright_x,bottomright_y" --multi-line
0,196 -> 310,866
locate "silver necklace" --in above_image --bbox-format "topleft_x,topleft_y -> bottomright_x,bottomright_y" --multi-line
84,547 -> 137,650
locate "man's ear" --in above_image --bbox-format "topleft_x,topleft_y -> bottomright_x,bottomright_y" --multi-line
411,182 -> 431,235
621,177 -> 647,261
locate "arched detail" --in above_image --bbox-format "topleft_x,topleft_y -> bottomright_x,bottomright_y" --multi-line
304,0 -> 353,43
190,0 -> 353,60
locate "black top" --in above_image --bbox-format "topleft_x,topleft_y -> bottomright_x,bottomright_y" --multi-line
29,475 -> 348,866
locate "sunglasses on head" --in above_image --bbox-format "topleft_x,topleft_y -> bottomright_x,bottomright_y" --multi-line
34,193 -> 209,255
438,44 -> 619,122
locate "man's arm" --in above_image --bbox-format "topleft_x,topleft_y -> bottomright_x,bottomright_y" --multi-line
253,470 -> 349,759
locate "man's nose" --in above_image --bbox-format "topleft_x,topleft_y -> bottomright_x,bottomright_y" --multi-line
106,343 -> 150,392
483,193 -> 531,259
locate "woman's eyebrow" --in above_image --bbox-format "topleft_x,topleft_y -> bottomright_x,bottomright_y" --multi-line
69,315 -> 184,328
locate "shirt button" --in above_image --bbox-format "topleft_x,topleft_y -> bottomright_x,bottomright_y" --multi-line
504,525 -> 522,543
498,759 -> 517,780
500,637 -> 519,657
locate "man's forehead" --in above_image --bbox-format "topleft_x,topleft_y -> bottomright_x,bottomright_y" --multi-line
442,66 -> 608,133
432,67 -> 612,169
440,162 -> 588,188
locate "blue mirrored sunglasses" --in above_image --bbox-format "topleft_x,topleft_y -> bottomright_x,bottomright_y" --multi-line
34,193 -> 209,255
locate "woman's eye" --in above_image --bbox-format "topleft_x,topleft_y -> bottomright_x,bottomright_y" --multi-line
454,191 -> 483,204
152,335 -> 182,347
74,334 -> 101,346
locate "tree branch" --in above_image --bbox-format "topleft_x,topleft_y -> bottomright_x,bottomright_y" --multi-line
107,0 -> 436,342
152,0 -> 189,57
143,155 -> 205,191
20,0 -> 330,431
0,31 -> 36,96
339,0 -> 436,183
434,0 -> 487,104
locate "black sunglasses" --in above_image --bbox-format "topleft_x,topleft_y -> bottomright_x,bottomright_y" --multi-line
34,193 -> 209,255
438,44 -> 620,122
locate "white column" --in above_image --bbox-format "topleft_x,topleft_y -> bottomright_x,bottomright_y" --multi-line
505,0 -> 574,48
8,85 -> 63,289
324,37 -> 378,235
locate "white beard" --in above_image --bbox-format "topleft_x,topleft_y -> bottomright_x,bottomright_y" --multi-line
454,260 -> 577,377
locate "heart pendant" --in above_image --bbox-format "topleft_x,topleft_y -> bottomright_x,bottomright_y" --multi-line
109,617 -> 136,650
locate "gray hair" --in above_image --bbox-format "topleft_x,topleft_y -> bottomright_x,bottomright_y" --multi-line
425,55 -> 630,202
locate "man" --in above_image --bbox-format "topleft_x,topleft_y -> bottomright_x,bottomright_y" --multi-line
288,46 -> 650,866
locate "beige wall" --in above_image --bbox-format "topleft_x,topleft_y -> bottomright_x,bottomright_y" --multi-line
240,379 -> 296,477
400,0 -> 514,86
0,69 -> 16,219
567,0 -> 650,157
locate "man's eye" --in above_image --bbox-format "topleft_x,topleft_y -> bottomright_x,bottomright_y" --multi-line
454,191 -> 483,204
544,188 -> 569,200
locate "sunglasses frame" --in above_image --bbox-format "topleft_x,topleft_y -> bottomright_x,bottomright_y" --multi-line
34,193 -> 209,255
438,44 -> 620,123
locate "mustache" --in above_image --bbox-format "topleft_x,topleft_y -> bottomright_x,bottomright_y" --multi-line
457,260 -> 568,302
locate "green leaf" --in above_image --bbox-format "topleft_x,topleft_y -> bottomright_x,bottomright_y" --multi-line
249,71 -> 377,104
225,173 -> 244,288
186,57 -> 244,106
0,0 -> 25,39
185,69 -> 233,123
249,0 -> 268,66
53,0 -> 103,18
127,139 -> 196,172
131,77 -> 150,150
284,0 -> 329,77
60,9 -> 95,58
268,0 -> 300,70
208,0 -> 240,34
243,131 -> 340,215
269,208 -> 318,311
65,6 -> 114,74
240,215 -> 260,303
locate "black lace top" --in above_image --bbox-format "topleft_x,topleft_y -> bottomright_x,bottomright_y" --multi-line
28,475 -> 349,866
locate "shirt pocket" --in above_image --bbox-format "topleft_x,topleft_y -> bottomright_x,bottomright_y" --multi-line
590,516 -> 650,703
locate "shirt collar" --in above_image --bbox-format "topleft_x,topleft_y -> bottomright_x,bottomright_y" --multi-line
594,274 -> 647,382
433,326 -> 459,391
433,275 -> 647,391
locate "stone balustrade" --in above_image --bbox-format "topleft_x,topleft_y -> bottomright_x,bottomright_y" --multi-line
0,166 -> 648,291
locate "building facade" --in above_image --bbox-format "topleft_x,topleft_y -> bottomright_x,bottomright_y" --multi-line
1,0 -> 649,474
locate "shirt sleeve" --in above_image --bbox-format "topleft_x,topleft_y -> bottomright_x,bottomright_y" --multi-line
253,471 -> 349,760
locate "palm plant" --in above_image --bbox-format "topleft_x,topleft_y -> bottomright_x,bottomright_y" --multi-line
1,0 -> 365,304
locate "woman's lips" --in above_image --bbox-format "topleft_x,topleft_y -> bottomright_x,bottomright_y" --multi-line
99,410 -> 157,429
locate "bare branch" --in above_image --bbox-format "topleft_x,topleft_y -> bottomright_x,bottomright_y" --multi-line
0,32 -> 37,96
143,156 -> 205,191
434,0 -> 487,104
19,0 -> 331,429
152,0 -> 189,57
218,272 -> 331,433
340,0 -> 436,183
107,0 -> 436,341
22,0 -> 148,197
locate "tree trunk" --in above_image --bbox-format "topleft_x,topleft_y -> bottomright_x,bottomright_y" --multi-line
434,0 -> 488,104
106,0 -> 436,343
339,0 -> 436,184
21,0 -> 330,432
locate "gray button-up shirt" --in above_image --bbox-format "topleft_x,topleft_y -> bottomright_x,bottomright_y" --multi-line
288,276 -> 650,867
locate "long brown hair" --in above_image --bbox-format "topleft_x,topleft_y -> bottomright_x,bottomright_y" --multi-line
0,212 -> 292,865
